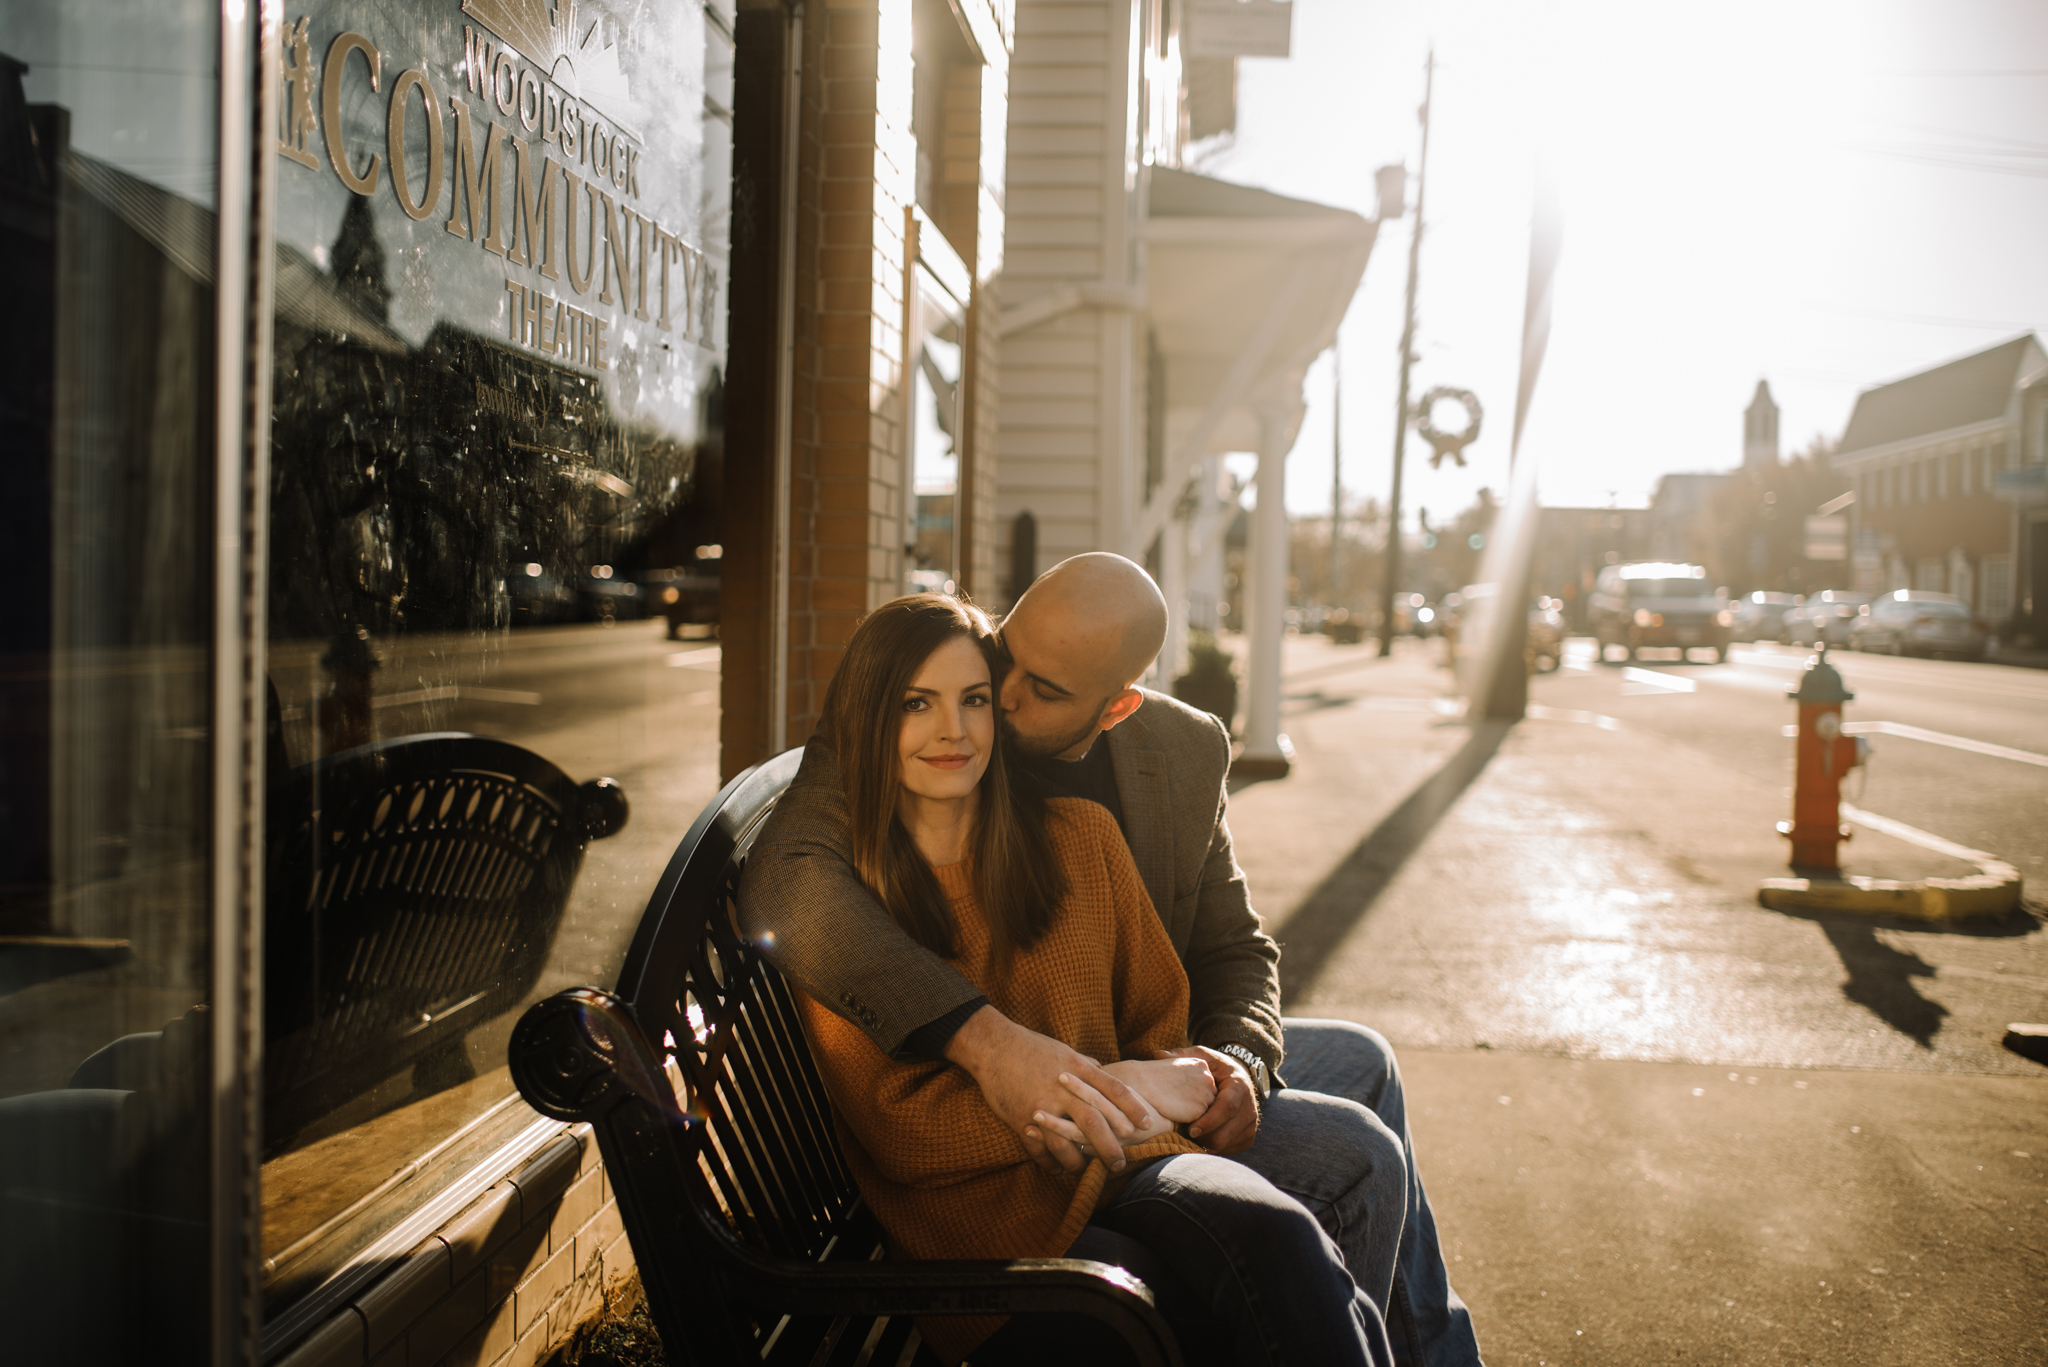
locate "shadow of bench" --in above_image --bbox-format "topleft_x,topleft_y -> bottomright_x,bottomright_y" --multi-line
508,747 -> 1183,1366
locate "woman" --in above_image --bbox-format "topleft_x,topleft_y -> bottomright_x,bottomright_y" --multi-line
796,594 -> 1389,1367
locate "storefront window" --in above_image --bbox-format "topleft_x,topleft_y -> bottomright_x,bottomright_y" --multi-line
0,1 -> 221,1359
260,0 -> 730,1316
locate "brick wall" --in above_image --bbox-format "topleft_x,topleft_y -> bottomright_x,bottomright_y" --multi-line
722,0 -> 1011,777
273,1126 -> 629,1367
792,0 -> 916,735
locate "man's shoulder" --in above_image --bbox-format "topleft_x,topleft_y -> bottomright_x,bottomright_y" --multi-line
749,733 -> 852,850
1122,688 -> 1231,762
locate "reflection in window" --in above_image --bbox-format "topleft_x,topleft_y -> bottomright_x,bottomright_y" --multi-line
0,2 -> 219,1359
260,0 -> 730,1317
906,232 -> 968,596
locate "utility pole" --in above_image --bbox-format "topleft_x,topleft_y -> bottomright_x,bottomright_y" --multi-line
1329,339 -> 1344,608
1379,50 -> 1433,658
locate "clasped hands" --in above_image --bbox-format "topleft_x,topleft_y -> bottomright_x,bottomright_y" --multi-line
946,1005 -> 1261,1174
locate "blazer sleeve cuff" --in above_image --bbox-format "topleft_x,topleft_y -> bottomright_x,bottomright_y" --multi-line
891,995 -> 991,1063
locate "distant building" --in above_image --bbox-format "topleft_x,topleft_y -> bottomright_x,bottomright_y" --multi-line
1532,506 -> 1654,630
1830,334 -> 2048,634
1744,380 -> 1779,470
1647,472 -> 1732,578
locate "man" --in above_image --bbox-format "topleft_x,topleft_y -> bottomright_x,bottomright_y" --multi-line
739,554 -> 1482,1365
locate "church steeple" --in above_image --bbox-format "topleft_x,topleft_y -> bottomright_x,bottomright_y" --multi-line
1744,379 -> 1779,469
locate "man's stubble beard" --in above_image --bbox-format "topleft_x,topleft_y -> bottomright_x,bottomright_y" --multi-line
998,707 -> 1107,761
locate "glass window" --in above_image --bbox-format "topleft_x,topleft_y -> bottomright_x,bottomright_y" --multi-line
0,1 -> 220,1359
904,220 -> 969,596
261,0 -> 730,1318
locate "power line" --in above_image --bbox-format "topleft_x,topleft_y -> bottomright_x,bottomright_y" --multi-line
1872,68 -> 2048,77
1799,302 -> 2043,332
1842,144 -> 2048,178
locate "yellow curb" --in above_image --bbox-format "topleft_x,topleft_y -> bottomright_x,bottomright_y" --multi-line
1758,859 -> 2022,920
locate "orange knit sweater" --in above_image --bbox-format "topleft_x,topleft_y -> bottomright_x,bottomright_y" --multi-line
796,798 -> 1203,1363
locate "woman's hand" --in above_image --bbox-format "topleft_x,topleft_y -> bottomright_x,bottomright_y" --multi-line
1042,1055 -> 1219,1153
1103,1055 -> 1218,1124
1042,1055 -> 1219,1154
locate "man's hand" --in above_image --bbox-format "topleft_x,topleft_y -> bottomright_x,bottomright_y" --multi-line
1165,1045 -> 1260,1154
945,1005 -> 1153,1173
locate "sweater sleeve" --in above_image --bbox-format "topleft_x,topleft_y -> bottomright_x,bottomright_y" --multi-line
797,994 -> 1031,1188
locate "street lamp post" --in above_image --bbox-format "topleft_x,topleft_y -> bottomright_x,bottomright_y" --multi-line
1329,339 -> 1343,609
1379,51 -> 1433,658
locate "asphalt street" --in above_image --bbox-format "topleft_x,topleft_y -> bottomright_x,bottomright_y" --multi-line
1223,632 -> 2046,1365
1546,637 -> 2048,894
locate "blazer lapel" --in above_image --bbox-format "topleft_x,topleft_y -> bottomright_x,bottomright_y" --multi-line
1108,707 -> 1181,942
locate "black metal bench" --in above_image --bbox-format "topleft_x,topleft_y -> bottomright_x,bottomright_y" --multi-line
507,748 -> 1184,1366
266,731 -> 628,1151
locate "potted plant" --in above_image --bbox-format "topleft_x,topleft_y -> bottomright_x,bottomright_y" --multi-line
1174,631 -> 1239,732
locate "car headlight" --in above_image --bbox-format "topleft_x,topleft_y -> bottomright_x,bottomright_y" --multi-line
661,587 -> 680,604
1634,608 -> 1652,626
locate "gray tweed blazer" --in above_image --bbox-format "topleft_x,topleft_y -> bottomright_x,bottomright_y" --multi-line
734,688 -> 1285,1076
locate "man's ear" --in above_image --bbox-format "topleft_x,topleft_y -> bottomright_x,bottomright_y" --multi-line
1096,686 -> 1146,734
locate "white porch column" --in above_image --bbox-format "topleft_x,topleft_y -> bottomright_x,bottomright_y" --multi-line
1240,411 -> 1293,777
1189,454 -> 1226,633
1160,502 -> 1190,688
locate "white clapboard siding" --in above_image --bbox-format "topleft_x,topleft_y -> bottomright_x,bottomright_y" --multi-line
995,0 -> 1137,596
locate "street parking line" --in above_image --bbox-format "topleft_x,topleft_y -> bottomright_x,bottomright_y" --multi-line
1527,704 -> 1621,730
373,684 -> 542,707
1730,647 -> 1806,670
1849,720 -> 2048,768
1771,719 -> 2048,766
1733,646 -> 2048,702
1621,667 -> 1696,694
1840,804 -> 1995,863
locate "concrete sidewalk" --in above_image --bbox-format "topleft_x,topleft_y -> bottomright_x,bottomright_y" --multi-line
1221,636 -> 2048,1366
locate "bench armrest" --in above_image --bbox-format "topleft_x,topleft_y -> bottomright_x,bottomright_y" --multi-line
512,986 -> 1186,1367
723,1255 -> 1182,1367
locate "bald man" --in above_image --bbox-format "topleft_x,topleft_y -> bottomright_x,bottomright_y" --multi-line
739,555 -> 1480,1366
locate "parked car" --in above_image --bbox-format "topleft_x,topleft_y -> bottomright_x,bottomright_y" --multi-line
1849,590 -> 1986,660
1730,590 -> 1800,643
509,562 -> 577,625
1781,589 -> 1871,648
1527,597 -> 1565,672
646,561 -> 722,638
1441,586 -> 1562,673
1589,562 -> 1732,662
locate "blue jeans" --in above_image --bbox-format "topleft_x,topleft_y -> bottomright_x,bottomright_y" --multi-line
973,1155 -> 1393,1367
1249,1020 -> 1482,1367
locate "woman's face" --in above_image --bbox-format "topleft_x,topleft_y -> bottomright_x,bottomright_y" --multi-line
896,634 -> 995,804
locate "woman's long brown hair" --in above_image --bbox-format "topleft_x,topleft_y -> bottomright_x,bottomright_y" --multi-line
821,593 -> 1066,965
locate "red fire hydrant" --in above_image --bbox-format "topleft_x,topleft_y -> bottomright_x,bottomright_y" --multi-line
1779,645 -> 1866,872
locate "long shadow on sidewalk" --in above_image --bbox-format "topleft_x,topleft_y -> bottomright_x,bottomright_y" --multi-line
1765,903 -> 2042,1048
1273,719 -> 1514,1002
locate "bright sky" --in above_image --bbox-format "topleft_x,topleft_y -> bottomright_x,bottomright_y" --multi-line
1202,0 -> 2048,521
